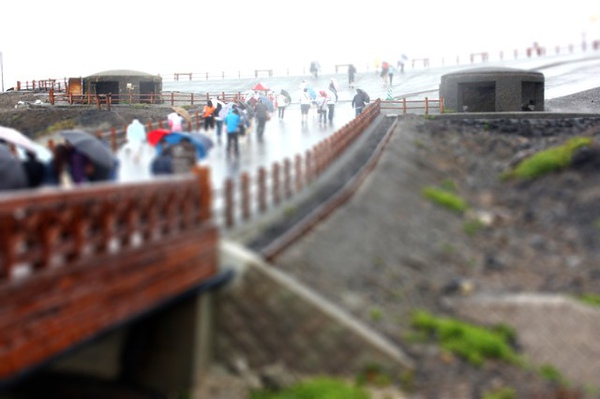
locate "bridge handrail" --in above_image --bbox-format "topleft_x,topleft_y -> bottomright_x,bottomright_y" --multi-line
214,101 -> 381,229
0,167 -> 212,282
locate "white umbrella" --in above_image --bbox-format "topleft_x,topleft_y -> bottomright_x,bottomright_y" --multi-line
0,125 -> 39,154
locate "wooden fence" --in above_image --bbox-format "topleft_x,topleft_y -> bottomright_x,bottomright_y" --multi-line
47,90 -> 247,108
0,167 -> 219,381
214,101 -> 381,229
379,97 -> 445,115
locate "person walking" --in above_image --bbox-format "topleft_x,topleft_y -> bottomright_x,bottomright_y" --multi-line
224,107 -> 241,157
316,91 -> 328,125
276,92 -> 288,119
380,61 -> 390,86
22,150 -> 46,188
214,100 -> 224,142
352,89 -> 369,117
327,79 -> 338,123
348,64 -> 357,88
201,100 -> 216,132
300,88 -> 312,124
167,111 -> 183,132
125,118 -> 146,163
254,99 -> 269,141
388,63 -> 396,86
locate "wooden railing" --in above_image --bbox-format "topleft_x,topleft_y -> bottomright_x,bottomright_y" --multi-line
48,91 -> 248,107
215,101 -> 381,229
0,167 -> 218,381
0,167 -> 212,280
379,98 -> 444,115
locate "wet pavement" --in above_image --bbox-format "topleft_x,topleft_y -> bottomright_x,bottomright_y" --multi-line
116,50 -> 600,190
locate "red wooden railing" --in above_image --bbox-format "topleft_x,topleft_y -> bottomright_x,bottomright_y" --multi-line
216,101 -> 381,229
0,167 -> 218,381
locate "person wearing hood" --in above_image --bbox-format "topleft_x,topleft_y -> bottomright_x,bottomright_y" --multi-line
125,118 -> 146,163
351,88 -> 369,116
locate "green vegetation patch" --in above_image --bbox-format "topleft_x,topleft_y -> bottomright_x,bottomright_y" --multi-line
502,136 -> 593,180
576,293 -> 600,308
410,310 -> 521,366
422,186 -> 469,214
251,377 -> 370,399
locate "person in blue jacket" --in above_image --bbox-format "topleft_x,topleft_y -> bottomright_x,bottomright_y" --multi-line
224,107 -> 241,157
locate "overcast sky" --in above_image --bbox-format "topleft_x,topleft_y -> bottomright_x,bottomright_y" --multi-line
1,0 -> 598,88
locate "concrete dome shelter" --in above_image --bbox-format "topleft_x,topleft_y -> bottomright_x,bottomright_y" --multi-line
440,67 -> 544,113
83,70 -> 162,104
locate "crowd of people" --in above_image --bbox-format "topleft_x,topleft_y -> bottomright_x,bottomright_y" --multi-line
1,60 -> 390,192
0,135 -> 119,192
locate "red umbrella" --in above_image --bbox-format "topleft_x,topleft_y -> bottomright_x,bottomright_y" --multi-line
147,128 -> 170,146
252,82 -> 269,91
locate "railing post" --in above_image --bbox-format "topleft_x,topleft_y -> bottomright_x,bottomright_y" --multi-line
193,166 -> 212,221
402,98 -> 407,114
224,178 -> 234,228
424,97 -> 429,115
283,158 -> 292,199
258,167 -> 267,213
305,150 -> 312,185
272,162 -> 281,206
241,172 -> 251,221
295,154 -> 303,193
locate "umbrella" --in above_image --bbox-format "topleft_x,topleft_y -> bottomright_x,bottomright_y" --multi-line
59,130 -> 116,170
258,95 -> 274,112
306,86 -> 317,100
160,132 -> 208,160
171,106 -> 192,124
0,145 -> 28,191
0,125 -> 39,154
147,128 -> 171,146
252,82 -> 269,92
190,131 -> 214,151
280,89 -> 292,104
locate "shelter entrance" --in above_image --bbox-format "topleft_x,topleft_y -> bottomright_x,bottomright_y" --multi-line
459,81 -> 495,112
94,81 -> 120,103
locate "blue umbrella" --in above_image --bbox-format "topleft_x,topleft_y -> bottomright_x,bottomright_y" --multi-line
258,95 -> 274,112
190,131 -> 214,151
306,86 -> 317,100
159,132 -> 208,160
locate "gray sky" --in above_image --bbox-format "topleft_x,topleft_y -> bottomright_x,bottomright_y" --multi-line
1,0 -> 598,88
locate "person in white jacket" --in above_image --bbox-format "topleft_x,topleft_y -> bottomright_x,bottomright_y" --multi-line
300,88 -> 312,123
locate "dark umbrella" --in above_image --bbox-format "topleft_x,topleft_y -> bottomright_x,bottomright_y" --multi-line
59,130 -> 116,170
280,89 -> 292,104
0,145 -> 28,191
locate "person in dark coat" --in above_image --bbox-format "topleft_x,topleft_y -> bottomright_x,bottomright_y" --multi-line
253,99 -> 269,141
348,64 -> 357,88
22,151 -> 46,188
